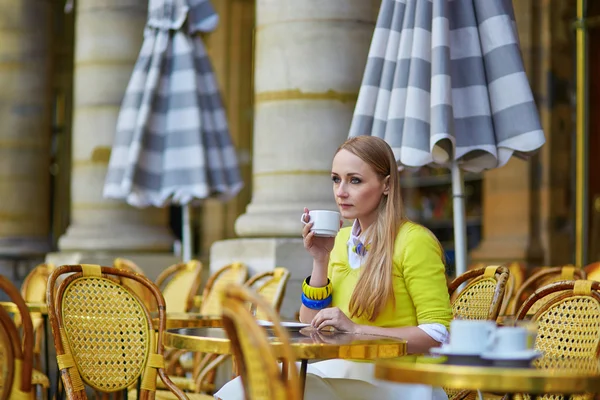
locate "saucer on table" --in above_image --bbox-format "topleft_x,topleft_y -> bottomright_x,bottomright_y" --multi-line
480,349 -> 542,368
430,345 -> 491,366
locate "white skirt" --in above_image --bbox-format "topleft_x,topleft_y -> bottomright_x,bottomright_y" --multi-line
214,359 -> 448,400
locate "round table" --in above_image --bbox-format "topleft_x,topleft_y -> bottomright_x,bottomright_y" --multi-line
165,326 -> 407,394
375,355 -> 600,399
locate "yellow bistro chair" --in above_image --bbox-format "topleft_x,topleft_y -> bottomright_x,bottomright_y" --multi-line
508,266 -> 586,317
222,284 -> 301,400
0,275 -> 35,399
448,265 -> 510,321
47,264 -> 189,399
512,280 -> 600,400
157,260 -> 204,313
446,266 -> 510,400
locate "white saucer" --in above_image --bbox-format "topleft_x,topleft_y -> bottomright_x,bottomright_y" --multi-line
430,344 -> 482,357
481,349 -> 542,361
257,320 -> 311,331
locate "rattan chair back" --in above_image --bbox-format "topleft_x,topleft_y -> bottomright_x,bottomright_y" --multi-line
222,284 -> 300,400
0,275 -> 34,399
509,265 -> 585,316
156,260 -> 203,313
0,321 -> 14,400
14,263 -> 55,367
515,280 -> 600,400
448,265 -> 509,321
200,262 -> 248,316
47,264 -> 189,399
245,268 -> 290,320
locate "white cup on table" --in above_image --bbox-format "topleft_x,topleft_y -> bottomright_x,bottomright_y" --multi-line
449,319 -> 496,355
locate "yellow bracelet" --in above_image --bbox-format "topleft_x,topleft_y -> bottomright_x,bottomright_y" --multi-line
302,276 -> 332,300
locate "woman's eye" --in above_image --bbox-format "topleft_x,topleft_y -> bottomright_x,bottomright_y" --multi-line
332,176 -> 341,183
350,177 -> 361,184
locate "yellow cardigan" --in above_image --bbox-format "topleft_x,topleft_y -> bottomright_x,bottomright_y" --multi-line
328,221 -> 452,329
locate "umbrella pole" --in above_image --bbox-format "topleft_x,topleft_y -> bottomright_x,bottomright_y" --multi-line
451,161 -> 468,277
182,204 -> 193,262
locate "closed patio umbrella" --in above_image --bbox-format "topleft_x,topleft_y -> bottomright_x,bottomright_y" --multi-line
349,0 -> 545,275
103,0 -> 243,261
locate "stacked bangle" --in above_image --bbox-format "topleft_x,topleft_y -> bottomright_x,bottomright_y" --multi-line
301,276 -> 333,310
301,293 -> 332,310
302,276 -> 332,300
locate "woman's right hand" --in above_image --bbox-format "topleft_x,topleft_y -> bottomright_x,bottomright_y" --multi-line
302,207 -> 337,262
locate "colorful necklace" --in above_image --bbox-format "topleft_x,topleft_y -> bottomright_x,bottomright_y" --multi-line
352,241 -> 371,257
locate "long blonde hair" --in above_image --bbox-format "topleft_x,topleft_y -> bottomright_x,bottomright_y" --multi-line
337,136 -> 405,321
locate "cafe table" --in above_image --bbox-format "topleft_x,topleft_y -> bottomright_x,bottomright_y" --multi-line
0,301 -> 52,399
375,354 -> 600,399
164,326 -> 407,394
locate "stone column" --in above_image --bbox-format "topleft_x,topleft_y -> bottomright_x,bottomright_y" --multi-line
212,0 -> 378,319
57,0 -> 175,258
0,0 -> 54,256
234,0 -> 376,236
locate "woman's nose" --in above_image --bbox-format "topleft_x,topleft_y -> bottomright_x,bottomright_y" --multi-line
336,184 -> 348,198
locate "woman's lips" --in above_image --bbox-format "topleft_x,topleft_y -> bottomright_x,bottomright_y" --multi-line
339,204 -> 352,209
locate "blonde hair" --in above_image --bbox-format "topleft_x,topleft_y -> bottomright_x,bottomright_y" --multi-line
336,136 -> 405,321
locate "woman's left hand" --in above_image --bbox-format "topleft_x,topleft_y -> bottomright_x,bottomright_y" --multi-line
311,307 -> 358,333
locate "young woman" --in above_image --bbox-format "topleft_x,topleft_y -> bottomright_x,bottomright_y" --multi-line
216,136 -> 452,399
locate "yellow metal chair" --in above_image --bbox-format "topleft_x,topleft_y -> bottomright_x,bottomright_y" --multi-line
47,264 -> 189,399
222,284 -> 300,400
0,275 -> 35,399
512,280 -> 600,400
156,260 -> 204,313
508,266 -> 586,317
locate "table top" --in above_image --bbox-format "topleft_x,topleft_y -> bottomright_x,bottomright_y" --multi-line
165,326 -> 407,360
0,301 -> 48,314
375,355 -> 600,394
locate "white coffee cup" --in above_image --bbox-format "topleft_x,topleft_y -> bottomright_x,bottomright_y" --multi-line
490,327 -> 532,354
449,319 -> 496,355
301,210 -> 341,237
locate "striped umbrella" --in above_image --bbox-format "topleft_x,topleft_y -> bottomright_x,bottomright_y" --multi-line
103,0 -> 243,261
349,0 -> 545,275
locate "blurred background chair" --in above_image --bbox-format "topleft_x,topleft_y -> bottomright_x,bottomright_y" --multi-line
508,266 -> 585,317
0,275 -> 35,399
47,264 -> 189,399
157,260 -> 204,314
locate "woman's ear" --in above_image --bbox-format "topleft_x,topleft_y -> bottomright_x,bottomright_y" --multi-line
383,175 -> 390,195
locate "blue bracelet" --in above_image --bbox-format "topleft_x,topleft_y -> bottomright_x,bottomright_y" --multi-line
301,292 -> 332,310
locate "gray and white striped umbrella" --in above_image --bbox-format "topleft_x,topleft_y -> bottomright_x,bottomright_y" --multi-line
349,0 -> 545,173
103,0 -> 243,208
